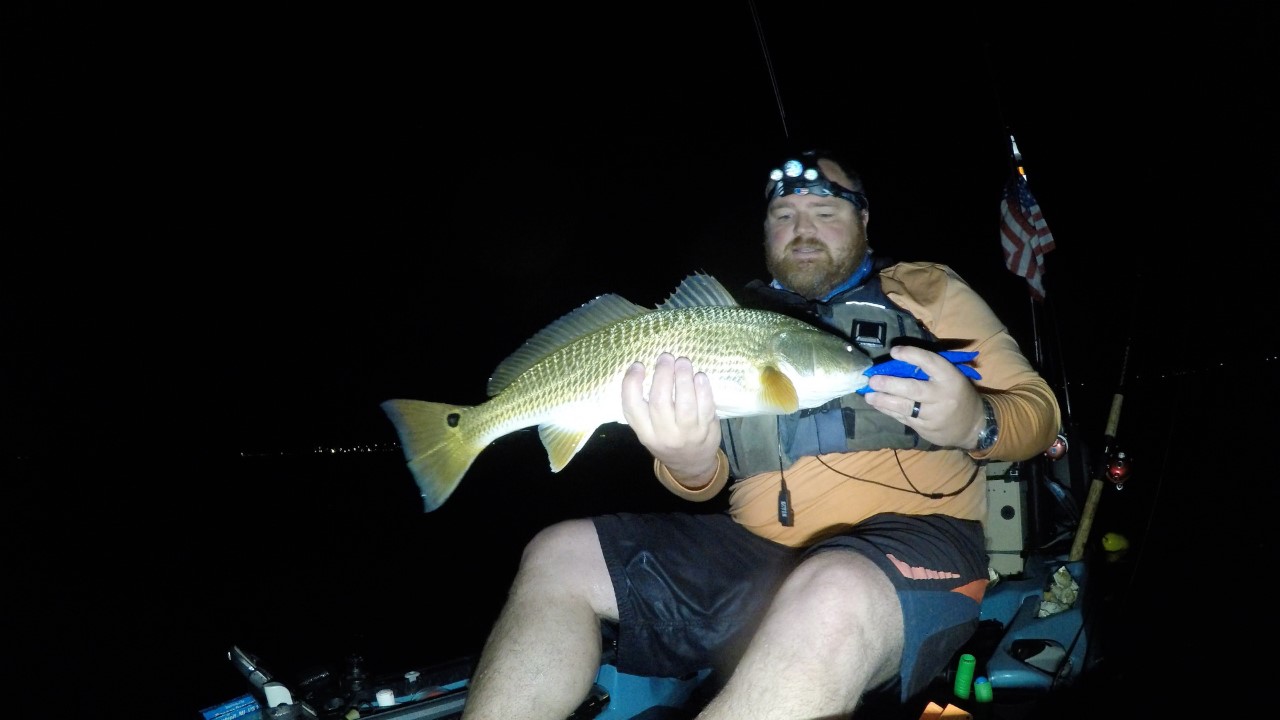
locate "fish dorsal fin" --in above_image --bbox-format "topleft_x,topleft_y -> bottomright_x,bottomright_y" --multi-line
656,272 -> 740,310
488,292 -> 649,396
760,365 -> 800,413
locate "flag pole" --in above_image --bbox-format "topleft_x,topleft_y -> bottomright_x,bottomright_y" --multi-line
1004,133 -> 1074,420
1008,134 -> 1046,369
1001,132 -> 1093,525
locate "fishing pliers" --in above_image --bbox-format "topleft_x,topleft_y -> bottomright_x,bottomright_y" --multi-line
856,350 -> 981,394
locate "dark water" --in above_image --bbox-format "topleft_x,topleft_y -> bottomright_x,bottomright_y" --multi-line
8,424 -> 709,719
10,361 -> 1277,718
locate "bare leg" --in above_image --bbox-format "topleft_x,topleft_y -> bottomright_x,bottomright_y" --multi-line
696,551 -> 904,720
461,519 -> 618,720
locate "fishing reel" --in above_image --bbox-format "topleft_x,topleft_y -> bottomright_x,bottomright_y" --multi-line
1044,433 -> 1069,461
1105,448 -> 1132,489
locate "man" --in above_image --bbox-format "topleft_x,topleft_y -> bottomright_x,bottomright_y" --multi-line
459,149 -> 1061,719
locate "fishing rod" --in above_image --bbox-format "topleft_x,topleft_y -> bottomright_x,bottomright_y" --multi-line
1068,328 -> 1134,562
749,0 -> 789,139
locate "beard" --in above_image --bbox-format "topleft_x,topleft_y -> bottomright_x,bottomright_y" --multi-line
765,237 -> 865,300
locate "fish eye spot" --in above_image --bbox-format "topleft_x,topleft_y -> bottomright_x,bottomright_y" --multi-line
447,413 -> 461,427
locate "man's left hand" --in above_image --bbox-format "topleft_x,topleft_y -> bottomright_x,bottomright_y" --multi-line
862,345 -> 986,450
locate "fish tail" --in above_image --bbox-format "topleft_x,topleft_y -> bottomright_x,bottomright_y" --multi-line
380,398 -> 481,512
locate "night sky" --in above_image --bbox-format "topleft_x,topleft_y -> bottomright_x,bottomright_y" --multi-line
8,3 -> 1277,453
5,3 -> 1278,717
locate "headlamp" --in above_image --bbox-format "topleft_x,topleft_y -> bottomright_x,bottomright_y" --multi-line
766,156 -> 868,211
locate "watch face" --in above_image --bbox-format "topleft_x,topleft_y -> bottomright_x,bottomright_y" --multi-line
978,425 -> 997,450
978,399 -> 998,450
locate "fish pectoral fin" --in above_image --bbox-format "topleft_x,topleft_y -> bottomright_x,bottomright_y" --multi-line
759,365 -> 800,413
539,424 -> 599,472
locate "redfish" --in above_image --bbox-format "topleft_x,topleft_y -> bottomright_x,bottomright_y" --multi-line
382,273 -> 872,511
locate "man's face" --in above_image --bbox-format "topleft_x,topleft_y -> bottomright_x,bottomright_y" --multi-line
763,162 -> 870,300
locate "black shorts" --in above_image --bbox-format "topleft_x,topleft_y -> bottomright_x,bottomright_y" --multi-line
592,511 -> 989,702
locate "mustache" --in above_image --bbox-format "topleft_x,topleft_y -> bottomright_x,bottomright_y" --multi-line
785,237 -> 827,252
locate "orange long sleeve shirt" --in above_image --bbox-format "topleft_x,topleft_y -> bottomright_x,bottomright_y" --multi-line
656,262 -> 1062,547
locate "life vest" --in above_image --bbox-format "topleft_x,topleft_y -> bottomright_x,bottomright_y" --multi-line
721,274 -> 940,478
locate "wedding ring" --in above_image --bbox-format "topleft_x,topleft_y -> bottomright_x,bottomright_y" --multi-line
910,401 -> 922,419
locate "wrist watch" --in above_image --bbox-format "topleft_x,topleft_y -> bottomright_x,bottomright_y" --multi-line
976,397 -> 999,451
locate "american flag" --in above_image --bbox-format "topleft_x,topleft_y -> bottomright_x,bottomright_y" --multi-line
999,173 -> 1057,301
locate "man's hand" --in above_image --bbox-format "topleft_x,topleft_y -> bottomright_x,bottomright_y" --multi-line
863,345 -> 986,450
621,352 -> 723,487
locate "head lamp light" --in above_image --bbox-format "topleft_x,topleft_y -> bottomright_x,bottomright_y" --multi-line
766,155 -> 868,211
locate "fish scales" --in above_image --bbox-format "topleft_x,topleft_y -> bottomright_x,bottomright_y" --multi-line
467,307 -> 795,441
382,273 -> 873,512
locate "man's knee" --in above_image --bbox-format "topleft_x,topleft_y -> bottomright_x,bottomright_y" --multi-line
753,551 -> 904,691
520,518 -> 599,567
778,552 -> 904,657
784,550 -> 896,610
515,519 -> 614,612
